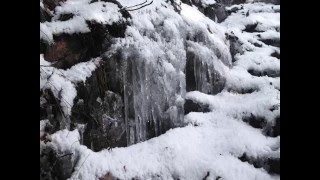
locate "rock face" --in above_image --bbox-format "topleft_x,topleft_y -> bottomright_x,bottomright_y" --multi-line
40,0 -> 280,179
185,50 -> 226,94
40,0 -> 230,152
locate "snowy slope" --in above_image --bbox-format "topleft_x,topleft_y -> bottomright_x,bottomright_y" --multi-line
40,0 -> 280,180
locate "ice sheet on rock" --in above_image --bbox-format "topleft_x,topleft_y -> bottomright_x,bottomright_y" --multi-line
109,0 -> 232,144
40,1 -> 280,179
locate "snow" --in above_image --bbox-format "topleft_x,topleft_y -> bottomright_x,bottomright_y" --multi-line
200,0 -> 217,7
186,89 -> 279,122
48,115 -> 279,180
40,0 -> 124,42
40,1 -> 280,179
221,3 -> 280,92
40,55 -> 101,116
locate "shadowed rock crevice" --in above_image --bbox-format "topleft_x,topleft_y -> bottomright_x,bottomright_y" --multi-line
263,116 -> 280,137
247,68 -> 280,78
242,23 -> 264,33
184,99 -> 210,115
242,114 -> 267,129
238,153 -> 280,175
259,38 -> 280,48
57,13 -> 74,21
227,87 -> 259,94
242,114 -> 280,137
271,51 -> 280,59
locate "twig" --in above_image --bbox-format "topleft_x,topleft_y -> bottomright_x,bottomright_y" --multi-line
58,153 -> 73,158
126,0 -> 153,11
40,29 -> 53,44
75,153 -> 91,178
123,0 -> 147,9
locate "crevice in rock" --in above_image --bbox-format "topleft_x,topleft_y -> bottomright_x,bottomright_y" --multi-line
259,38 -> 280,48
251,41 -> 263,47
238,153 -> 280,175
270,51 -> 280,59
242,23 -> 263,33
247,68 -> 280,78
227,87 -> 259,94
242,114 -> 267,129
57,13 -> 74,21
184,99 -> 210,115
263,116 -> 280,137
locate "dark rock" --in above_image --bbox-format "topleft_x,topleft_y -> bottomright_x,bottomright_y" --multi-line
45,22 -> 113,69
267,158 -> 280,174
227,5 -> 243,14
220,0 -> 246,6
264,116 -> 280,137
238,153 -> 280,175
271,51 -> 280,59
259,38 -> 280,48
40,89 -> 67,132
204,4 -> 229,23
184,99 -> 210,115
43,0 -> 65,11
243,23 -> 263,33
181,0 -> 192,5
71,58 -> 127,151
202,171 -> 210,180
40,146 -> 78,180
247,68 -> 280,78
57,13 -> 74,21
242,114 -> 267,129
226,32 -> 243,63
40,6 -> 52,23
252,42 -> 263,47
99,172 -> 119,180
186,51 -> 226,94
71,48 -> 184,150
40,39 -> 48,54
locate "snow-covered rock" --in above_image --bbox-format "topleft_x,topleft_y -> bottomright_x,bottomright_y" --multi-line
40,0 -> 280,179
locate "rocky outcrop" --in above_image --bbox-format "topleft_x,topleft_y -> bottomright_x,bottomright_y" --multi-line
40,0 -> 280,179
185,50 -> 226,94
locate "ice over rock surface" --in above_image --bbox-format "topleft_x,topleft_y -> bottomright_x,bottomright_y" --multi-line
40,0 -> 280,179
